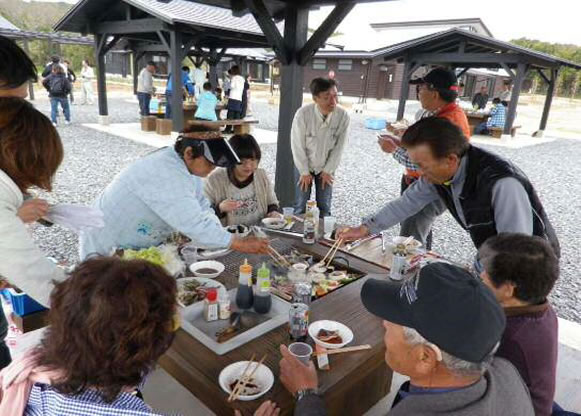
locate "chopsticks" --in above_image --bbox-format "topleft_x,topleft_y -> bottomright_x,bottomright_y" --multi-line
312,344 -> 371,356
228,353 -> 267,402
320,237 -> 344,267
268,246 -> 291,267
345,234 -> 381,251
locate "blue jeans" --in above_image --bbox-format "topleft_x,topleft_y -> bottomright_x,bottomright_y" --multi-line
50,97 -> 70,124
165,93 -> 172,118
474,122 -> 489,135
137,92 -> 151,116
293,169 -> 333,217
0,311 -> 11,370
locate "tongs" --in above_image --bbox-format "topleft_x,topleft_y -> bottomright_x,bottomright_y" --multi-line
345,233 -> 381,251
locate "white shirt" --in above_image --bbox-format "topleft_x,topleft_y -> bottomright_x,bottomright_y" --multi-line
80,66 -> 94,81
291,103 -> 350,176
192,68 -> 206,87
137,68 -> 154,94
0,170 -> 66,306
229,75 -> 245,101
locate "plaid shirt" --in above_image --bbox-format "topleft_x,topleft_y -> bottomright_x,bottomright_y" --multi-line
393,147 -> 420,171
25,384 -> 174,416
486,105 -> 506,128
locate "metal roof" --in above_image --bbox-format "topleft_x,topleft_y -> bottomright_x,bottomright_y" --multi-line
0,15 -> 19,31
370,18 -> 493,37
370,28 -> 581,70
0,28 -> 93,45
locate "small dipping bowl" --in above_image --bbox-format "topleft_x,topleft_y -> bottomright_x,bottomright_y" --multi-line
189,260 -> 225,279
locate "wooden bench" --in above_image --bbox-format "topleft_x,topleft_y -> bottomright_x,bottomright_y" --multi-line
187,118 -> 259,135
490,125 -> 522,139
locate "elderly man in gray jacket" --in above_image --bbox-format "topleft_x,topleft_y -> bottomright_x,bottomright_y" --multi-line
276,262 -> 535,416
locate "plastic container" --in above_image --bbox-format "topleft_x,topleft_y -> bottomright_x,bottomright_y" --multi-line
1,288 -> 47,316
365,118 -> 387,130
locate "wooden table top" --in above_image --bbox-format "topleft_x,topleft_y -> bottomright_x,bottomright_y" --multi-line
187,118 -> 259,127
160,234 -> 393,416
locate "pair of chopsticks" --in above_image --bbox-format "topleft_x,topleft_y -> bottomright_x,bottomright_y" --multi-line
312,344 -> 371,356
321,237 -> 344,268
345,234 -> 381,251
268,245 -> 291,268
228,354 -> 267,402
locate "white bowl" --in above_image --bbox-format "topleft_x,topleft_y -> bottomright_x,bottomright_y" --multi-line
219,361 -> 274,401
261,217 -> 286,230
189,260 -> 225,278
308,320 -> 354,350
226,224 -> 250,238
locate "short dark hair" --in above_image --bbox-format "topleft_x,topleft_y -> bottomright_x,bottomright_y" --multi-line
479,234 -> 559,304
229,134 -> 261,161
434,87 -> 457,103
501,100 -> 508,107
37,257 -> 177,403
492,97 -> 501,104
401,117 -> 469,159
0,35 -> 37,89
51,55 -> 60,63
309,77 -> 337,96
203,81 -> 212,91
230,65 -> 240,76
146,61 -> 156,67
182,65 -> 190,72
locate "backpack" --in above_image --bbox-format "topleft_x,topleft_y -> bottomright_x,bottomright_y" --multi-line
50,75 -> 68,96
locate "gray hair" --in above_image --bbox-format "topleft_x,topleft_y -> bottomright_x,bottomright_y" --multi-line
402,327 -> 497,377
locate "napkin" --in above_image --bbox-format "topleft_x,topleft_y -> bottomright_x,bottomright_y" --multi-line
44,204 -> 105,234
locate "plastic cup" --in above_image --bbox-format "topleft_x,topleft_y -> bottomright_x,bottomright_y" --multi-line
288,342 -> 313,365
323,216 -> 336,236
283,207 -> 294,225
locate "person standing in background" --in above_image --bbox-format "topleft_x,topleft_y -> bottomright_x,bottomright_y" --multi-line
63,60 -> 76,104
41,55 -> 60,78
472,85 -> 489,110
42,65 -> 72,126
136,61 -> 156,117
224,65 -> 245,133
498,81 -> 512,103
165,67 -> 195,119
79,59 -> 94,105
192,63 -> 207,99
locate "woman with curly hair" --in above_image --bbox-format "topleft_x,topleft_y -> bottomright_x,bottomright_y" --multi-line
0,257 -> 178,415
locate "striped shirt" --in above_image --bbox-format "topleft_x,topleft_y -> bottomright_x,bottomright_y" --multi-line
25,384 -> 173,416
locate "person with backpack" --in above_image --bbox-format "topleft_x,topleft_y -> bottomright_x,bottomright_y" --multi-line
42,64 -> 72,126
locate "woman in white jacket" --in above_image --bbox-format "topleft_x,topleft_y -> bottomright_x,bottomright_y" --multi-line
0,98 -> 67,307
79,59 -> 94,105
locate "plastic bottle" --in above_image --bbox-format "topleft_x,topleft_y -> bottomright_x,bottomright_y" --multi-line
303,211 -> 316,244
235,259 -> 254,309
254,263 -> 272,314
218,292 -> 231,320
203,289 -> 219,321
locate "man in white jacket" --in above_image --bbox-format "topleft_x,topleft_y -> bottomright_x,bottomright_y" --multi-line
291,78 -> 349,217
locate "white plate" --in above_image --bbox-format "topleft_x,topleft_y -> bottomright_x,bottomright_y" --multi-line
176,277 -> 226,307
261,217 -> 286,230
197,247 -> 231,260
308,320 -> 354,350
219,361 -> 274,401
189,260 -> 225,278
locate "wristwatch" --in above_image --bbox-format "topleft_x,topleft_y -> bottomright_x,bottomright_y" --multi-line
295,388 -> 319,402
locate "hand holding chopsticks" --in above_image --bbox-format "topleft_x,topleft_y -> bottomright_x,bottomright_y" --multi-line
323,237 -> 344,268
228,353 -> 267,402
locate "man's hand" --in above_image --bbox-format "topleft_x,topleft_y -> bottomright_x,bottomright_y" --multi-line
387,123 -> 407,137
377,136 -> 400,154
230,236 -> 270,254
320,172 -> 334,190
279,345 -> 318,396
219,199 -> 242,213
335,225 -> 370,242
298,174 -> 313,192
17,199 -> 50,224
234,400 -> 280,416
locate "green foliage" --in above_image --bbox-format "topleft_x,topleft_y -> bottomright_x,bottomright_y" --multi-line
510,38 -> 581,98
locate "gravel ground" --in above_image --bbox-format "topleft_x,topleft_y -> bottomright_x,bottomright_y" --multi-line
29,96 -> 581,323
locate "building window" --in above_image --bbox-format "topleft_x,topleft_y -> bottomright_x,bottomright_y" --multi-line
338,59 -> 352,71
312,58 -> 327,70
388,74 -> 393,83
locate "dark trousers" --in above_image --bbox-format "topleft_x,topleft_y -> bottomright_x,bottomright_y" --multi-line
165,92 -> 172,119
137,92 -> 151,116
474,121 -> 490,135
399,175 -> 446,251
0,311 -> 11,370
293,169 -> 333,217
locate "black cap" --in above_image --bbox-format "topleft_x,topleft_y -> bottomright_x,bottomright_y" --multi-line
409,67 -> 459,93
361,262 -> 505,363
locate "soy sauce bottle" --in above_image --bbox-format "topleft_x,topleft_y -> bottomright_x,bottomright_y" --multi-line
254,263 -> 272,314
235,259 -> 254,310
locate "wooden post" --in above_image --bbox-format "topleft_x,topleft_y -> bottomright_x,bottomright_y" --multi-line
22,38 -> 35,100
503,62 -> 527,135
396,57 -> 412,121
94,33 -> 109,119
538,67 -> 559,133
274,6 -> 309,207
169,28 -> 184,132
132,52 -> 139,95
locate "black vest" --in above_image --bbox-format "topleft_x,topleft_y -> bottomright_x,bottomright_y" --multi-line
433,146 -> 560,257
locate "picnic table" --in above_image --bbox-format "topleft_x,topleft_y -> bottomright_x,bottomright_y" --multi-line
464,110 -> 490,136
160,232 -> 393,416
188,118 -> 259,135
183,102 -> 225,121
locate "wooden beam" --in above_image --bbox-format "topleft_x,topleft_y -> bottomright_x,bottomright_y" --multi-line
456,67 -> 470,78
408,61 -> 423,77
94,33 -> 108,116
413,52 -> 524,64
298,2 -> 356,66
169,29 -> 184,132
458,40 -> 466,53
156,30 -> 171,52
500,62 -> 516,79
397,56 -> 413,120
96,33 -> 108,55
504,63 -> 528,135
243,0 -> 287,64
101,35 -> 121,56
537,68 -> 550,84
539,67 -> 559,131
94,18 -> 164,35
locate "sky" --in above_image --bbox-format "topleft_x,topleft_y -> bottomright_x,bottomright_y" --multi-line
28,0 -> 581,47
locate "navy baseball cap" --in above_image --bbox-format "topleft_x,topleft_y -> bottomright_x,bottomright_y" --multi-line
361,262 -> 505,362
409,67 -> 460,93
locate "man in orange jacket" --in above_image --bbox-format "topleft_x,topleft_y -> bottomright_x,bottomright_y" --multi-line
378,67 -> 470,249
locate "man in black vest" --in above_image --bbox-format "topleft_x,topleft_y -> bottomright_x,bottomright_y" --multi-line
338,117 -> 560,257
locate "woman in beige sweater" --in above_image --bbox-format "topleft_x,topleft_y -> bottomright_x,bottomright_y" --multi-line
204,134 -> 280,226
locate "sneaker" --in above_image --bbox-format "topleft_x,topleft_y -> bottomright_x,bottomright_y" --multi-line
52,122 -> 57,127
65,121 -> 71,126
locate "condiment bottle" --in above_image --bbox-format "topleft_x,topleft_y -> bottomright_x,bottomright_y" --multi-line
203,289 -> 219,322
254,263 -> 272,314
303,211 -> 316,244
218,292 -> 231,320
235,259 -> 254,309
